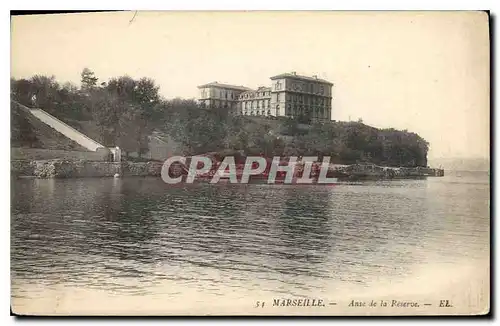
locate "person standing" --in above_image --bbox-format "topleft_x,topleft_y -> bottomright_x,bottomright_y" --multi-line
30,94 -> 37,107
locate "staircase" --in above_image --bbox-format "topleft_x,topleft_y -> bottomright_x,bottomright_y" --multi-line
12,101 -> 105,152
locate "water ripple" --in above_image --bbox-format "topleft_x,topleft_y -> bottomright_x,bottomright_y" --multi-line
11,174 -> 490,301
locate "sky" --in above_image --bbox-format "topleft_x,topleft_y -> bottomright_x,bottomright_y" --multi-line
10,11 -> 490,161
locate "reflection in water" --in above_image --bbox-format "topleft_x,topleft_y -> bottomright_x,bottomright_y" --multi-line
11,173 -> 490,313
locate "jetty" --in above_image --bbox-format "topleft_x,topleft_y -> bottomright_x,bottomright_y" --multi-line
328,163 -> 444,180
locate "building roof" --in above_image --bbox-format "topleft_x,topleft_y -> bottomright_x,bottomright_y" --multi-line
197,82 -> 253,91
269,73 -> 333,85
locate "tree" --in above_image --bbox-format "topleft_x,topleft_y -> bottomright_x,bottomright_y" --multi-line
88,89 -> 120,146
81,68 -> 98,91
297,110 -> 312,124
27,75 -> 61,115
11,78 -> 34,105
116,103 -> 151,158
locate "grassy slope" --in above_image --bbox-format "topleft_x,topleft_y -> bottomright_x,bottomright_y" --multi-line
11,107 -> 89,151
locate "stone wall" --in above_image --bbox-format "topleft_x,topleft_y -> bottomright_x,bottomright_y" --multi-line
11,147 -> 110,161
11,160 -> 36,177
121,161 -> 163,177
11,160 -> 164,178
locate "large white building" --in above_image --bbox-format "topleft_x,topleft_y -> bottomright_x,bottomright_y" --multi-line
198,72 -> 333,121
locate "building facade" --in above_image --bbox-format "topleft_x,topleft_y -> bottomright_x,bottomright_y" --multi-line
197,82 -> 252,111
238,87 -> 272,116
198,72 -> 333,121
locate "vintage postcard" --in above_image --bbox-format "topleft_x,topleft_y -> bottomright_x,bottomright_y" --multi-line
10,11 -> 490,316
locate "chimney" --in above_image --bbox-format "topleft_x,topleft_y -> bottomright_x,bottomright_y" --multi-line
313,75 -> 318,79
291,71 -> 296,75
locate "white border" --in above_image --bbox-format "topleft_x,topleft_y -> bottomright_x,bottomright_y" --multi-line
5,1 -> 499,10
3,1 -> 496,325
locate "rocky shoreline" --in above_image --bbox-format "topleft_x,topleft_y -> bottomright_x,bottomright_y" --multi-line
11,159 -> 445,180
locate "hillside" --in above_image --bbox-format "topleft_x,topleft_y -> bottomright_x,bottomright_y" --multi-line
11,103 -> 88,152
10,100 -> 430,167
159,108 -> 429,167
11,73 -> 430,167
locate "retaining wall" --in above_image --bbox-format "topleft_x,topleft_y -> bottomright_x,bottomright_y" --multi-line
11,160 -> 164,178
